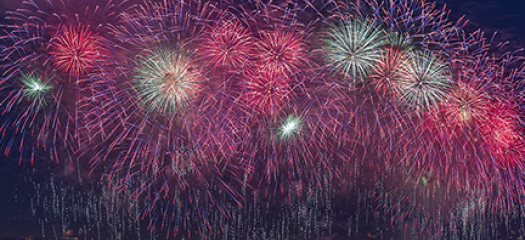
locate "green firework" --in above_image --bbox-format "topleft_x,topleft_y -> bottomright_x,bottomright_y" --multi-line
21,73 -> 52,104
323,19 -> 387,81
277,115 -> 303,141
134,49 -> 204,115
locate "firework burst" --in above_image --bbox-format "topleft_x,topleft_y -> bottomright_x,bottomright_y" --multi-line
395,50 -> 452,109
369,47 -> 412,99
133,49 -> 205,115
197,18 -> 254,71
322,18 -> 387,81
255,29 -> 309,78
237,70 -> 295,118
49,24 -> 108,79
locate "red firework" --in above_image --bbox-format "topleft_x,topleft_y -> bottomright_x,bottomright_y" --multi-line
237,70 -> 295,118
255,29 -> 309,77
197,18 -> 254,70
479,102 -> 525,165
49,24 -> 107,78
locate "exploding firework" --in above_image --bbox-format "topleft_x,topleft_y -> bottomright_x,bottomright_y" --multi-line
1,0 -> 525,239
255,29 -> 310,78
237,70 -> 295,118
322,18 -> 387,81
0,21 -> 74,164
133,49 -> 205,115
395,50 -> 452,109
197,17 -> 254,71
369,47 -> 412,99
49,24 -> 108,79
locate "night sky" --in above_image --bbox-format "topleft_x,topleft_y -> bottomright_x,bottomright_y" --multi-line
1,0 -> 525,239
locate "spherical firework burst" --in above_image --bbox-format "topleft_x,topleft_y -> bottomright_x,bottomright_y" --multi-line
19,73 -> 53,104
322,18 -> 387,81
49,24 -> 107,79
478,102 -> 525,166
440,82 -> 489,127
197,18 -> 254,71
395,50 -> 452,109
277,114 -> 303,141
369,47 -> 412,99
255,29 -> 309,77
133,49 -> 204,115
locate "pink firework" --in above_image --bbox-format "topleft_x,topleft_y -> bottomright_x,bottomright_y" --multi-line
479,102 -> 525,165
49,24 -> 107,79
197,18 -> 255,70
399,62 -> 525,214
255,29 -> 309,78
237,70 -> 295,118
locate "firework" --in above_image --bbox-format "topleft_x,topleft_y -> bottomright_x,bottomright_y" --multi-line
255,29 -> 309,78
369,47 -> 412,99
322,18 -> 387,81
395,50 -> 452,109
49,24 -> 108,79
237,70 -> 295,118
133,49 -> 205,115
197,18 -> 254,71
2,0 -> 525,239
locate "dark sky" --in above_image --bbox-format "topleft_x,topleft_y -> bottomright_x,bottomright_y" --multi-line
1,0 -> 525,239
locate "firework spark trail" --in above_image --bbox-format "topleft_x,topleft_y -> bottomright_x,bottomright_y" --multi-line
1,0 -> 133,165
0,18 -> 75,164
2,0 -> 525,238
81,0 -> 249,237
